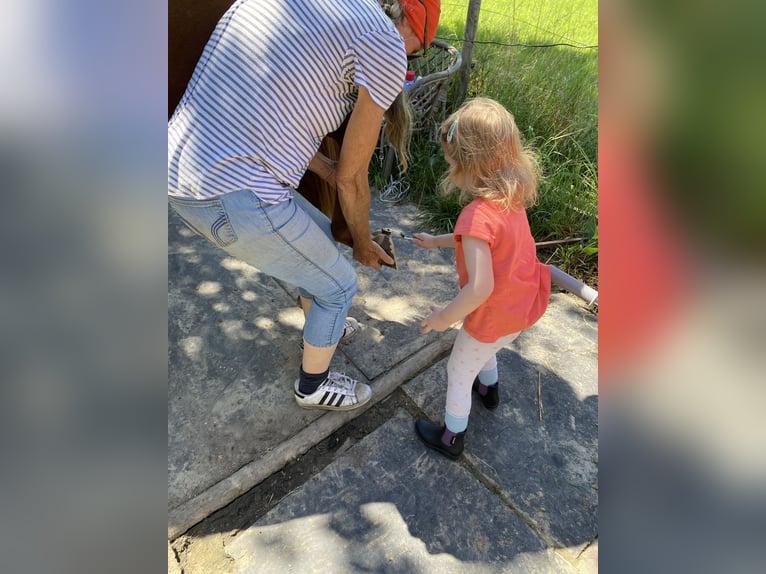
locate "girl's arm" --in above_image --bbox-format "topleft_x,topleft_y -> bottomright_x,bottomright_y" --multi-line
412,232 -> 456,249
420,236 -> 494,333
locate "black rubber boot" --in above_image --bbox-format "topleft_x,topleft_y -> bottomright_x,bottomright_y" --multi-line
472,377 -> 499,410
414,419 -> 465,460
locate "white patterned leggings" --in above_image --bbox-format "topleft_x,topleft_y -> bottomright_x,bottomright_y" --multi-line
445,327 -> 521,422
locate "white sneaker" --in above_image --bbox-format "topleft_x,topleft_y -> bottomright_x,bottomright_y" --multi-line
294,372 -> 372,411
340,317 -> 360,340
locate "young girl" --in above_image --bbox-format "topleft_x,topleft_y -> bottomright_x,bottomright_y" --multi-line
413,97 -> 551,459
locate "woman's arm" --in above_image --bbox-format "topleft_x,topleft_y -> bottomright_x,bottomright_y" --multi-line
335,86 -> 394,269
420,236 -> 494,333
307,151 -> 337,187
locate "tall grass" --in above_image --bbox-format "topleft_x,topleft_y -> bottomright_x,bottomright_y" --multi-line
376,0 -> 599,287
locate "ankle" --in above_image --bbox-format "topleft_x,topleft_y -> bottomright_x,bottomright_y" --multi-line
441,424 -> 466,448
298,367 -> 329,395
477,367 -> 498,389
441,427 -> 458,447
476,381 -> 497,396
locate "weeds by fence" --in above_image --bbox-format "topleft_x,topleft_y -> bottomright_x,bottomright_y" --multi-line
374,0 -> 598,287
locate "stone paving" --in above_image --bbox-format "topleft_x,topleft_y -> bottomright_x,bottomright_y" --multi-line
168,195 -> 598,572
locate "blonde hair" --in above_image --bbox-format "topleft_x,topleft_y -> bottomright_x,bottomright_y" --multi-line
378,0 -> 413,171
383,92 -> 413,171
439,97 -> 540,211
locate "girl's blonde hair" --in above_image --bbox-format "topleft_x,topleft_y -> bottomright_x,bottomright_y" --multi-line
439,97 -> 540,211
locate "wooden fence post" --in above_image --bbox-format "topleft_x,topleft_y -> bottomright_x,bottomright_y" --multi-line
455,0 -> 482,106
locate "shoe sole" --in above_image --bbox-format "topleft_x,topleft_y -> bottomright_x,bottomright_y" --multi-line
414,423 -> 462,460
294,382 -> 372,411
416,438 -> 462,460
479,397 -> 499,410
295,399 -> 370,411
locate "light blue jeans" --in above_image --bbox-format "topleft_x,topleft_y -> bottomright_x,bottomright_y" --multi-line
169,189 -> 357,347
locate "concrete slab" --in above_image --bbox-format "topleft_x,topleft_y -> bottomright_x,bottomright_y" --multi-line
225,410 -> 578,573
345,196 -> 459,381
168,541 -> 182,574
168,334 -> 454,540
275,196 -> 461,382
402,294 -> 598,549
169,208 -> 329,509
169,196 -> 459,537
168,194 -> 598,552
574,539 -> 598,574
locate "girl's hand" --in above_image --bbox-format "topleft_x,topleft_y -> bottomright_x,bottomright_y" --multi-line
420,305 -> 453,333
412,232 -> 436,249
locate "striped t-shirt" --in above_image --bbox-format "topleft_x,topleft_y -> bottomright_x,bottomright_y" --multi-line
168,0 -> 407,201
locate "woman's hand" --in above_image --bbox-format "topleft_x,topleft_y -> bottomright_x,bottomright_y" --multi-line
420,305 -> 453,333
353,239 -> 394,270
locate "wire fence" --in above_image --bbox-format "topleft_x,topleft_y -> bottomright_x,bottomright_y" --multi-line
430,0 -> 598,163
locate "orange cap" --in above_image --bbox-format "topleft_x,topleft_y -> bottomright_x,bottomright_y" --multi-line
402,0 -> 441,48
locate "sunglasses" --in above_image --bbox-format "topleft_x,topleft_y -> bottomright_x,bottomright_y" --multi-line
406,0 -> 429,61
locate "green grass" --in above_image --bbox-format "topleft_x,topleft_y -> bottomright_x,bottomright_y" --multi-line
376,0 -> 599,287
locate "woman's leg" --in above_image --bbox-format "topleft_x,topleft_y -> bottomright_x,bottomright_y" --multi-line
169,190 -> 368,409
215,190 -> 357,350
290,192 -> 360,342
